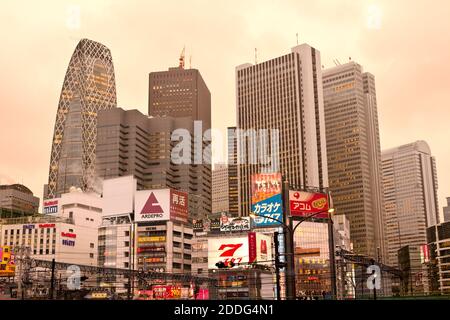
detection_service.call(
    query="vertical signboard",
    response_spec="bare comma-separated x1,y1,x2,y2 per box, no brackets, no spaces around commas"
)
170,189,188,223
251,173,283,227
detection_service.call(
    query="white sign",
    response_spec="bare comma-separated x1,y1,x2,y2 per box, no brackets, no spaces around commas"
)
207,237,249,269
256,233,272,266
135,189,170,222
103,176,136,216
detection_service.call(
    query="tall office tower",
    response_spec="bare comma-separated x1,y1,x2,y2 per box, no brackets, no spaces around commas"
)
96,107,211,218
148,62,211,218
323,61,385,260
443,198,450,222
212,164,229,213
227,127,239,216
236,44,329,216
382,141,440,267
47,39,117,199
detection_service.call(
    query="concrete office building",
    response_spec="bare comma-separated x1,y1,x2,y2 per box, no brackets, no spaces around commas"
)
227,127,239,216
96,108,210,218
236,44,328,216
323,61,385,261
0,184,40,217
148,64,212,218
47,39,117,198
398,245,430,295
443,198,450,222
382,141,440,267
212,164,229,213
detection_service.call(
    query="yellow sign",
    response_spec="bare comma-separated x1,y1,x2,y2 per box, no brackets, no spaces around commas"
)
138,236,166,243
334,82,354,92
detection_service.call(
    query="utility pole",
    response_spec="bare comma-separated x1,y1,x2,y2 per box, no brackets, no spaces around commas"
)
327,199,337,299
282,180,296,300
274,232,282,300
49,258,56,300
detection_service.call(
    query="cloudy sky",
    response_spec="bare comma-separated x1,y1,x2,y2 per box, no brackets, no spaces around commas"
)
1,0,449,213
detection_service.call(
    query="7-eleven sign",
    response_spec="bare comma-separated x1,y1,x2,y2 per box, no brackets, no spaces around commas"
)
135,190,170,222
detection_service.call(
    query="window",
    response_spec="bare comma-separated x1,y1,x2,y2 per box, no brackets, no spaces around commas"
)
124,252,129,258
39,249,43,255
69,212,73,219
89,253,94,258
124,262,129,268
124,241,130,247
90,243,94,248
125,231,130,237
46,249,49,255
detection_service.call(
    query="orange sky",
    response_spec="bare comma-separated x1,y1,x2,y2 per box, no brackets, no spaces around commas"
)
1,0,449,214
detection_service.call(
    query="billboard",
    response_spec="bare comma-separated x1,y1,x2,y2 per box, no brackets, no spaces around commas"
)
169,189,188,223
0,246,15,277
219,214,251,232
251,173,283,227
103,176,136,216
208,236,249,269
248,232,273,266
43,199,59,214
135,189,171,222
289,191,329,218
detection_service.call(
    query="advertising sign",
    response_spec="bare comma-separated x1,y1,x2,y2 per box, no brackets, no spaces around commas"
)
196,288,209,300
219,214,251,232
193,218,221,233
251,173,283,227
43,200,59,214
152,285,181,300
289,191,329,218
135,189,171,222
420,245,430,263
248,232,272,265
208,237,249,269
138,236,166,243
170,190,188,223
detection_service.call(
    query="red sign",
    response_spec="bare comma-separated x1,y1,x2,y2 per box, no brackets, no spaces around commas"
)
170,190,188,223
39,224,55,228
289,191,329,218
43,200,58,206
141,193,164,214
61,232,76,238
248,232,257,263
152,285,181,300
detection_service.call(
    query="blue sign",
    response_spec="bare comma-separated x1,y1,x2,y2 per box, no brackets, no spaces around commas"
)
251,193,283,227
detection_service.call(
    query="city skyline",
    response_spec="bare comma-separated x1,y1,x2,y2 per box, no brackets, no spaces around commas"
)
1,0,449,212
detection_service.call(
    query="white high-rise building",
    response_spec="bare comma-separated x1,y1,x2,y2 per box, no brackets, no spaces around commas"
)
212,164,229,214
381,141,440,267
236,44,328,216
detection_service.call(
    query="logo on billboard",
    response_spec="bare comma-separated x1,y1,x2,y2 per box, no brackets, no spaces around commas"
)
208,237,249,269
170,190,188,223
289,191,329,218
220,213,251,232
43,200,58,214
251,173,283,227
135,190,171,222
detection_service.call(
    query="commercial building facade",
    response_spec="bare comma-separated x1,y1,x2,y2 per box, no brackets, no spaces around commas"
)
47,39,117,198
427,221,450,295
323,62,385,261
443,198,450,222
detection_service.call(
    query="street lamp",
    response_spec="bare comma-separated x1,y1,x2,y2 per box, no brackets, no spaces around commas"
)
250,207,335,300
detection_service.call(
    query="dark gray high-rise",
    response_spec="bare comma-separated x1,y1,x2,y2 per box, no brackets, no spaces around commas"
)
96,107,211,218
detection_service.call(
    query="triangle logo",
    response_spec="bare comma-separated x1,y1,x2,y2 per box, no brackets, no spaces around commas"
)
141,192,164,214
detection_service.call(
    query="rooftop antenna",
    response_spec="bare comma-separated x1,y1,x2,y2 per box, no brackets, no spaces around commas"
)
296,33,298,45
179,46,185,69
254,48,258,64
189,55,192,69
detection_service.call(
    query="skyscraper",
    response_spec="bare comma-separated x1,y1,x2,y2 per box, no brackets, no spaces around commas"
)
236,44,328,216
96,107,211,218
148,63,212,218
212,163,229,213
323,61,385,260
382,141,440,267
47,39,117,199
